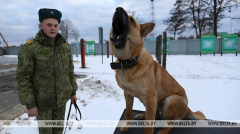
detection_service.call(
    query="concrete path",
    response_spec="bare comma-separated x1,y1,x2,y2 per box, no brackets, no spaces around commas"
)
0,57,27,120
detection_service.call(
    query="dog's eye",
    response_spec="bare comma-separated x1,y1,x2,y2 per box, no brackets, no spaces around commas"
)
130,17,135,25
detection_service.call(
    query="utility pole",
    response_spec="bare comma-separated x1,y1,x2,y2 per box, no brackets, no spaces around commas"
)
148,0,156,39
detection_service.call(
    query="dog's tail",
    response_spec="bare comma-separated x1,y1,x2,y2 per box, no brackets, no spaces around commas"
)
184,107,206,120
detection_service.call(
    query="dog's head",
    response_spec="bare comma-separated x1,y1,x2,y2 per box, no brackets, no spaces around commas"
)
110,7,155,59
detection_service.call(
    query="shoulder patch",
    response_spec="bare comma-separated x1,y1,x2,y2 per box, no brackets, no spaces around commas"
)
26,40,33,45
18,58,23,66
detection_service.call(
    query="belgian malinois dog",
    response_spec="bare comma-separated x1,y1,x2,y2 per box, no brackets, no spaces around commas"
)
110,7,206,134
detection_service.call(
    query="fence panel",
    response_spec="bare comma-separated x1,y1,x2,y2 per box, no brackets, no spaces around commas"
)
3,38,240,55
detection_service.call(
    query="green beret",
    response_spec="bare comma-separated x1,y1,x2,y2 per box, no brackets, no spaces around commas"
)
38,8,62,23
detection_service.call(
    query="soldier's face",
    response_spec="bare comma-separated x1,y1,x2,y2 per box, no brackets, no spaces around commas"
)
40,18,59,38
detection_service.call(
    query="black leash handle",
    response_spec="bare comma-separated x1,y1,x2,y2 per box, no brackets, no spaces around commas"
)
73,100,82,120
63,100,82,134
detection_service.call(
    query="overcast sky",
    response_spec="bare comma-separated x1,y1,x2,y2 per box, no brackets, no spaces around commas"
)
0,0,239,47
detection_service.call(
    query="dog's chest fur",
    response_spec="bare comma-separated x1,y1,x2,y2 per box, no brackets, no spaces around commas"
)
116,73,147,97
114,49,155,102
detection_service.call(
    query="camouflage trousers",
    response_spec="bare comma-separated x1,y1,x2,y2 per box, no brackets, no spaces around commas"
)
37,105,66,134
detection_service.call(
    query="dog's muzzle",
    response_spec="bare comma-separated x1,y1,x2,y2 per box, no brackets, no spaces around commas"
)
110,7,129,49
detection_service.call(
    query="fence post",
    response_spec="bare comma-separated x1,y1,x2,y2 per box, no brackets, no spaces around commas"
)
75,42,78,57
155,36,159,59
159,35,162,64
200,38,201,56
220,37,223,56
156,35,162,64
80,38,86,68
98,27,103,63
107,41,109,58
163,32,167,69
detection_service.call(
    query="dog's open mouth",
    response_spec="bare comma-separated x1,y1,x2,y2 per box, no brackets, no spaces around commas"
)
110,7,129,49
111,17,125,40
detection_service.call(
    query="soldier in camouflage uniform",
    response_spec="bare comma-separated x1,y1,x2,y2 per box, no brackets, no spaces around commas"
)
16,8,78,134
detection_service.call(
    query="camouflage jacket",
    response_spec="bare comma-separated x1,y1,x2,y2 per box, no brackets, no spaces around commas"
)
17,30,78,109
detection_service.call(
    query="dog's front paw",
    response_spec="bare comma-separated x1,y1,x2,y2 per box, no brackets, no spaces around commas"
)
120,122,130,132
134,114,146,120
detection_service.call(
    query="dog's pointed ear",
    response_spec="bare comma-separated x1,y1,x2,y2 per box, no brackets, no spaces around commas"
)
140,23,155,37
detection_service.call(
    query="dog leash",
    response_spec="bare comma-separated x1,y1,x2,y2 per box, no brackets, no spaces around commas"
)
63,100,82,134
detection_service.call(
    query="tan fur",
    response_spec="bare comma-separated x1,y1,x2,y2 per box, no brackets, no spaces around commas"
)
110,15,206,134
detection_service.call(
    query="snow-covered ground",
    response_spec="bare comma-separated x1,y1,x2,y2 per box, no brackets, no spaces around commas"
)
0,54,240,134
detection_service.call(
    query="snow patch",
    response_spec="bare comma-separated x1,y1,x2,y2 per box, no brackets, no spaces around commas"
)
78,76,121,101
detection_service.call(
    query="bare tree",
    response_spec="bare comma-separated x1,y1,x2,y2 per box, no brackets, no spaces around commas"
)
163,0,188,40
72,28,80,43
177,35,187,40
212,0,240,37
231,16,240,26
165,0,239,38
127,10,145,23
184,0,213,38
59,18,75,42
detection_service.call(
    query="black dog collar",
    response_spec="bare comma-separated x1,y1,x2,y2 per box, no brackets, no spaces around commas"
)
110,56,139,69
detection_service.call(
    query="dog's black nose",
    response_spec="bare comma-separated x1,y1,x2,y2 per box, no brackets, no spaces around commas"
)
116,7,124,12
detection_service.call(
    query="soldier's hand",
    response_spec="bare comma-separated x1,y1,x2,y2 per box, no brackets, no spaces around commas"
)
27,107,38,117
71,95,77,104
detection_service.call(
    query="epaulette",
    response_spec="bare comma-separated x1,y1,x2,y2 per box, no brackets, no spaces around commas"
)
66,42,70,45
26,40,33,45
